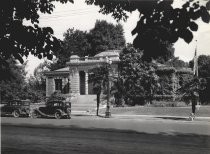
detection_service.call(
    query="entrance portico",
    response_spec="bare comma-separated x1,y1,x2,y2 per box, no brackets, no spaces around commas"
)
45,50,120,97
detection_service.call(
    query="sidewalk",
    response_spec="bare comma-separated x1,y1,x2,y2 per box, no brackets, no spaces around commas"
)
112,114,210,121
71,110,210,122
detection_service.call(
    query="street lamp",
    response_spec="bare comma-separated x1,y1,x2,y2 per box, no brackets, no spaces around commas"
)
105,56,112,118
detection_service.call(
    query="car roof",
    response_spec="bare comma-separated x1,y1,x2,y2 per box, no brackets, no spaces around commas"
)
47,100,64,104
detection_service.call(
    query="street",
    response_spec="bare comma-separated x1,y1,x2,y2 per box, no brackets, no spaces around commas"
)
1,116,210,154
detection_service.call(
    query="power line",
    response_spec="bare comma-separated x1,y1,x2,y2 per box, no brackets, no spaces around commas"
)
50,8,97,14
40,11,97,22
39,8,98,19
40,10,97,19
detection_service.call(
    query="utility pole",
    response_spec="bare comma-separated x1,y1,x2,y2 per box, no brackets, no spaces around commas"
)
105,57,112,118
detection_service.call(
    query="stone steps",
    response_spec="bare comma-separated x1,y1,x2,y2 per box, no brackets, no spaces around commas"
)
71,95,97,111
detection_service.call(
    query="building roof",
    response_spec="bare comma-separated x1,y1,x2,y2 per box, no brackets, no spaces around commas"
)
44,67,69,77
94,50,121,57
54,67,69,72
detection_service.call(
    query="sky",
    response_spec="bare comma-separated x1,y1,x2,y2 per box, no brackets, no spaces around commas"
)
25,0,210,76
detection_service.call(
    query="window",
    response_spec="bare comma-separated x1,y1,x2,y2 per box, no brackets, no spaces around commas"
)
55,79,62,91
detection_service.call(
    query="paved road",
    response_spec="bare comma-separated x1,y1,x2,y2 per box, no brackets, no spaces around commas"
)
1,116,210,154
2,125,210,154
1,116,210,135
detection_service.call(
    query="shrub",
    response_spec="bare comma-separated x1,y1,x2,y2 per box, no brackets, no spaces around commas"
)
47,90,66,102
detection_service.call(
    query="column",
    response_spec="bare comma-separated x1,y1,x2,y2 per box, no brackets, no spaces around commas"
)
85,71,89,95
46,77,49,97
69,67,80,94
62,78,68,94
46,77,55,97
172,72,176,101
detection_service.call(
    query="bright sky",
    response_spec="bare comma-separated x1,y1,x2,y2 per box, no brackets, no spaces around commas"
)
25,0,210,76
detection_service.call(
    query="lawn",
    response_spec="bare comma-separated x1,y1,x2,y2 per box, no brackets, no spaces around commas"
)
99,105,210,117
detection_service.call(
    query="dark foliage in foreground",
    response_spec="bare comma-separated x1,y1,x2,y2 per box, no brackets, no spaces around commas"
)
86,0,210,61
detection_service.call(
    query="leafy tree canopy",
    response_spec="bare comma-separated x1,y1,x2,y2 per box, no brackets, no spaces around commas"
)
51,28,91,70
0,0,73,66
86,0,210,61
165,57,189,68
51,20,126,70
89,20,126,56
0,59,27,101
189,54,210,78
119,45,159,105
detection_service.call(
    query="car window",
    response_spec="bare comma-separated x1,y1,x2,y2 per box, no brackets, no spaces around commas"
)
65,103,70,106
17,102,22,106
53,103,59,106
47,102,53,107
22,101,30,106
53,102,62,107
11,102,17,106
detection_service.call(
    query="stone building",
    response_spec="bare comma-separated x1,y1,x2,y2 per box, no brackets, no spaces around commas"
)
155,65,193,100
44,50,120,97
45,50,193,102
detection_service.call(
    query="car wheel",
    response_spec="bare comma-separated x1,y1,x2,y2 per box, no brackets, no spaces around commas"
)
31,111,38,118
55,111,62,119
13,110,20,118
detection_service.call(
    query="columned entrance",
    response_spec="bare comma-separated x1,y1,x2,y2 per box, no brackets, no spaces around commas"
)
44,51,120,97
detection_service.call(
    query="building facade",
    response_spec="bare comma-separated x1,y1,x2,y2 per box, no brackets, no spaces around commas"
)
45,50,193,101
45,50,120,97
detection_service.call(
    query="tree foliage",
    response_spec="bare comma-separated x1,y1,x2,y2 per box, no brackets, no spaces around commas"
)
189,55,210,104
51,20,126,70
165,57,189,68
119,46,159,105
89,65,109,115
26,61,52,102
189,55,210,78
0,59,27,101
0,0,73,66
51,28,91,70
47,90,66,102
89,20,126,56
86,0,210,61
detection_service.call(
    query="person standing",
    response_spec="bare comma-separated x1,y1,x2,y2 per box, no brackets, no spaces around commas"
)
191,91,199,116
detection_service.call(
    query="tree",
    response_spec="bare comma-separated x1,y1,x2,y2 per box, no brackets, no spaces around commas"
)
165,57,189,68
189,55,210,78
189,55,210,104
26,60,51,102
0,59,28,102
119,46,159,105
89,66,109,116
51,28,91,70
34,60,51,87
0,0,73,66
51,20,126,70
86,0,210,61
89,20,126,56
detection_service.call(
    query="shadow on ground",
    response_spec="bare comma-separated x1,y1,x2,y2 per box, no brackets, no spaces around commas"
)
155,116,189,121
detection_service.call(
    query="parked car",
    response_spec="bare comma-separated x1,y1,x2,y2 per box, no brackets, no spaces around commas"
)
0,99,31,118
31,100,71,119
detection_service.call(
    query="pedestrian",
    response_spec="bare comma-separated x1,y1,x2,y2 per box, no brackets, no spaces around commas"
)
190,91,199,121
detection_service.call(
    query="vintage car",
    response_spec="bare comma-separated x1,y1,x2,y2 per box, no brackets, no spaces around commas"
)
0,99,31,117
31,100,71,119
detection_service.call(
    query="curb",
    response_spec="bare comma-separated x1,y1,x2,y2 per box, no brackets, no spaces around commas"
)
112,114,210,119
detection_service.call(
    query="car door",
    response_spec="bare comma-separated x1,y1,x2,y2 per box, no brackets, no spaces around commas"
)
45,101,55,115
51,102,59,115
7,101,17,114
1,103,10,114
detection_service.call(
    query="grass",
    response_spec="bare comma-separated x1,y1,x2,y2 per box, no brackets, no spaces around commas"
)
99,105,210,117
